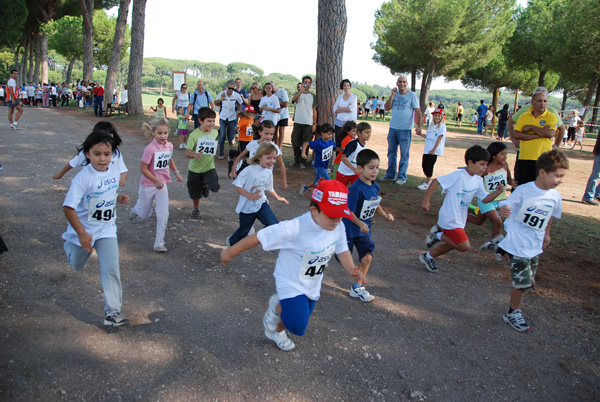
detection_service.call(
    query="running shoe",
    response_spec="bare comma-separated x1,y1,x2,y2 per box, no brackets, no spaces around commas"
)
416,182,429,190
153,245,167,252
425,225,442,248
349,286,375,302
263,294,281,333
419,253,438,273
202,184,209,198
395,179,406,186
264,329,295,351
104,312,130,327
190,208,200,220
503,309,530,332
479,234,504,252
299,184,309,196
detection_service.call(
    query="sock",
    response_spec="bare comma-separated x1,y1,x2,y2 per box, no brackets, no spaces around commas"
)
353,282,362,289
508,308,514,314
426,252,433,260
436,232,443,240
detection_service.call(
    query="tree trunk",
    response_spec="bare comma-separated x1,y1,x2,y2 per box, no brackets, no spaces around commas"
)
513,89,519,114
411,68,417,92
127,0,148,115
19,40,29,84
490,87,499,135
79,0,95,83
591,78,600,126
65,55,79,84
581,72,599,119
561,88,568,112
419,58,437,114
40,34,49,84
538,70,546,87
28,39,34,83
34,35,41,84
104,0,130,107
315,0,347,126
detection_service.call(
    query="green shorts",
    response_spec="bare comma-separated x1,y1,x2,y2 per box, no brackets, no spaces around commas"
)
509,254,539,290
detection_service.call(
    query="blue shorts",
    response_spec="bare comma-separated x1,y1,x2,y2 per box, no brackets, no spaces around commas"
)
477,198,500,214
313,166,330,184
279,295,317,336
348,235,375,261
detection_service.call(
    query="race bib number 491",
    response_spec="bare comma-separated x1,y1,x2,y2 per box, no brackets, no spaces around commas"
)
88,196,117,222
195,139,218,156
299,245,335,280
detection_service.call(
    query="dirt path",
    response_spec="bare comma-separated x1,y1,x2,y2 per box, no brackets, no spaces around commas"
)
0,108,598,401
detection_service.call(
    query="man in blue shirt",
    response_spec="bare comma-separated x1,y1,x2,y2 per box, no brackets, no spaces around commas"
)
476,99,488,134
187,80,214,129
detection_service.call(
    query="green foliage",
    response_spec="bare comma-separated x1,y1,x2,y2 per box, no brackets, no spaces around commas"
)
355,83,378,97
46,16,84,60
92,69,107,83
461,53,539,94
48,71,62,84
0,0,28,48
0,51,14,81
350,88,367,102
92,10,131,67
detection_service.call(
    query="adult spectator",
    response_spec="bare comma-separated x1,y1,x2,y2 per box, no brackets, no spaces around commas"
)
484,107,493,135
365,97,372,118
290,76,318,169
380,75,422,185
50,82,58,108
333,78,357,147
567,110,581,146
271,81,289,148
92,81,104,117
0,84,5,105
437,101,445,109
120,85,128,113
258,82,280,126
172,83,189,117
233,78,248,108
6,69,23,129
26,82,35,107
60,83,70,108
582,133,600,205
246,82,263,121
371,96,378,121
495,104,510,140
188,80,214,129
455,102,464,127
424,101,435,128
476,99,488,134
214,81,243,160
511,87,559,185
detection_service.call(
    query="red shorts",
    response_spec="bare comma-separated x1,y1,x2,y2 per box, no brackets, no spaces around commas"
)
336,172,359,186
442,228,468,244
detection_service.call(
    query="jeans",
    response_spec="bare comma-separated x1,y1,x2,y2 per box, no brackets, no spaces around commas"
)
384,128,412,181
94,95,104,116
583,153,600,201
219,118,237,157
229,202,278,246
63,238,122,314
477,115,485,133
313,166,330,184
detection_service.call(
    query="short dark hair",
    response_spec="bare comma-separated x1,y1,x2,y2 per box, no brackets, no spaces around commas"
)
464,145,489,164
198,107,216,121
486,141,507,164
536,149,569,175
357,122,371,133
339,79,351,90
93,121,121,147
79,130,115,163
356,149,379,167
10,69,17,74
316,123,334,135
302,75,312,83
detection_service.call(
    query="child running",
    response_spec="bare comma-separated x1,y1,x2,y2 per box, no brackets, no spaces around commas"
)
420,145,505,272
229,120,287,190
149,98,167,118
185,107,220,220
221,179,364,351
227,105,256,176
571,121,586,150
53,121,128,187
336,122,371,186
467,142,514,251
331,121,357,178
343,149,394,302
61,130,130,326
226,142,289,247
300,123,336,195
416,108,446,190
129,118,183,252
496,150,568,331
176,107,189,149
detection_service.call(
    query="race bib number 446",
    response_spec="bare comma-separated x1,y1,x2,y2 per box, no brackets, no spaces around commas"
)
88,196,117,222
299,245,335,280
515,200,553,231
196,139,218,155
153,151,171,170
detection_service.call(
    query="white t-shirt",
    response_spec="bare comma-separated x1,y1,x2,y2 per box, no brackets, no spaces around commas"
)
337,139,365,176
257,211,349,300
258,95,280,125
333,93,358,124
62,164,121,246
7,78,16,101
497,181,562,258
216,90,243,121
294,92,317,125
437,169,488,230
27,86,36,97
68,150,128,174
175,91,189,109
425,106,435,121
423,124,446,156
120,89,128,104
232,164,273,214
245,140,282,161
274,88,290,120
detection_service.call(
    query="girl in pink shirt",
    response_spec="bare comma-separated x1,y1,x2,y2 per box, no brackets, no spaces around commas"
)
130,118,183,252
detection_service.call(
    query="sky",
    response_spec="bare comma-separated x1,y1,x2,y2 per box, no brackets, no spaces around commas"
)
117,0,528,91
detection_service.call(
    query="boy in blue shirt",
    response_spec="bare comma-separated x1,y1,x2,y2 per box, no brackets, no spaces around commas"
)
300,123,336,195
343,149,394,302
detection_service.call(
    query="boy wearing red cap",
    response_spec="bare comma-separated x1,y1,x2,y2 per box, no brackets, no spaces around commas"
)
221,180,364,351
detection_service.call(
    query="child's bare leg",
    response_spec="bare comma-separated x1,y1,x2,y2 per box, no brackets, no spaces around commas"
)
510,288,525,310
355,253,373,285
467,212,486,226
486,211,503,237
275,303,285,332
430,235,470,258
192,199,200,209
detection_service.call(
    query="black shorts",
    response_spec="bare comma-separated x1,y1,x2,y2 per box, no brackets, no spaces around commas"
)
422,154,438,178
347,235,375,261
277,118,289,127
187,169,220,199
515,159,537,186
456,114,463,122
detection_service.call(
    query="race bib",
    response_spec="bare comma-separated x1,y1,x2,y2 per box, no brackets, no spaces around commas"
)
153,151,171,170
515,200,553,231
246,126,253,138
321,145,333,162
88,195,117,222
484,170,507,192
359,197,381,220
195,139,218,155
299,245,335,280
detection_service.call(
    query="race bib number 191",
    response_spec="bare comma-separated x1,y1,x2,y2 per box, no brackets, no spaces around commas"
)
299,246,335,280
153,151,171,170
196,139,218,156
515,200,553,231
88,196,117,222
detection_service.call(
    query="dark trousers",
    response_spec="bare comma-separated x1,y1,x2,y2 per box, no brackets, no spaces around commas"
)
291,123,314,164
94,95,104,116
229,203,278,246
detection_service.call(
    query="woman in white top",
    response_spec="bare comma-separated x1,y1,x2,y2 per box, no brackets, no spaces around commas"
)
258,83,280,126
172,83,189,115
333,79,358,148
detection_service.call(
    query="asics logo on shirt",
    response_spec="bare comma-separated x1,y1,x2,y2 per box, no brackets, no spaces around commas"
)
95,199,116,209
96,177,117,189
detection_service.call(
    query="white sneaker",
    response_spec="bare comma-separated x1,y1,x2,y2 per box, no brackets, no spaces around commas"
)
179,143,186,149
153,244,167,252
299,184,308,195
349,285,375,302
417,182,429,190
264,329,295,351
395,179,406,186
425,225,442,248
479,234,504,252
263,294,280,333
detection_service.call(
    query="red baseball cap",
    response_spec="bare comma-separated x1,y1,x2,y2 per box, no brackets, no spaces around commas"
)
311,180,351,218
433,108,444,115
245,105,256,113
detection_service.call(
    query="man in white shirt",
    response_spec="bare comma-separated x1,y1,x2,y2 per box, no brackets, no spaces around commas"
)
291,76,318,169
271,82,289,149
6,70,23,129
215,81,243,159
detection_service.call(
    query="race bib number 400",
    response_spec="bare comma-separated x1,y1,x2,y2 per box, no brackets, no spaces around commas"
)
299,245,335,280
153,151,171,170
515,200,553,231
359,197,381,220
88,196,117,222
195,139,218,155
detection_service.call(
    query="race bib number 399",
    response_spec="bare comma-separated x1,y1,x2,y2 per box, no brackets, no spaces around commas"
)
88,196,117,222
196,139,218,156
153,151,171,170
299,245,335,280
515,200,553,231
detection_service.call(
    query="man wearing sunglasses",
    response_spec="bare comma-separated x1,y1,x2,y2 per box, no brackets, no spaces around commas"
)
215,81,244,159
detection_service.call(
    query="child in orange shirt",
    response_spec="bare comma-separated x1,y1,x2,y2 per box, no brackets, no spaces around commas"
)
331,121,357,179
229,105,256,176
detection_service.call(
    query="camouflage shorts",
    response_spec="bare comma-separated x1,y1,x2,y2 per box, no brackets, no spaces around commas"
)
509,255,539,290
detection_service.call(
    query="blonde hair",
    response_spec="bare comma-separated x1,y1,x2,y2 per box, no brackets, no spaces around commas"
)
249,142,277,165
142,117,170,140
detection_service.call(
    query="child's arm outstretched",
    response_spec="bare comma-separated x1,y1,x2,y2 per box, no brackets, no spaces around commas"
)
221,234,260,264
340,154,359,175
481,184,505,203
376,205,394,222
276,154,287,191
336,250,365,284
169,158,183,182
301,142,311,160
53,163,73,179
230,148,249,178
63,207,93,252
119,172,127,187
350,212,369,234
421,179,439,211
267,190,289,205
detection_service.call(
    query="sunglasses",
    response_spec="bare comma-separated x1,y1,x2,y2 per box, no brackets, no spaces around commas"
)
228,87,234,90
